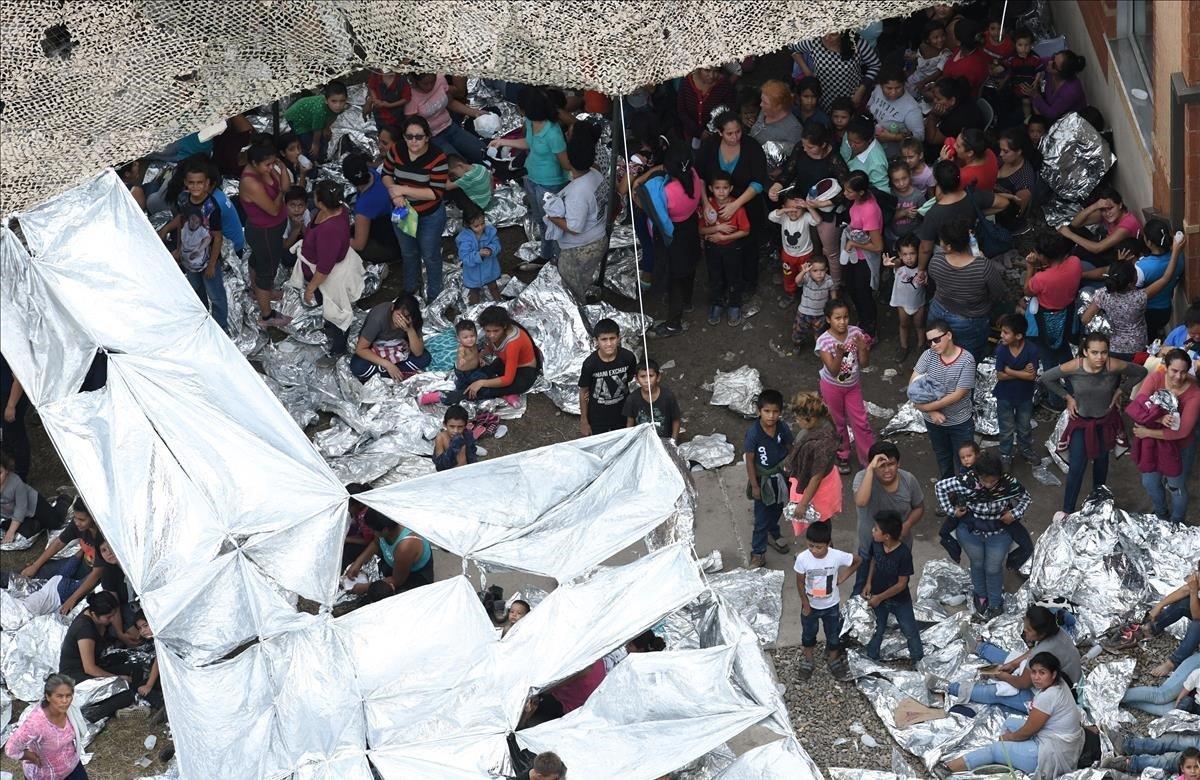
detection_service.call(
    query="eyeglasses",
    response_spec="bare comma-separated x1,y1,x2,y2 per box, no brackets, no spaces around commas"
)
927,333,949,345
404,133,427,141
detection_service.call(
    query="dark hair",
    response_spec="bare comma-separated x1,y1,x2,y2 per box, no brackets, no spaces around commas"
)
477,305,512,330
247,141,277,166
1078,106,1106,136
829,96,855,116
888,160,911,180
567,121,597,171
592,318,620,338
346,482,369,511
923,19,947,41
628,629,665,652
637,358,661,375
72,497,92,518
873,510,903,541
313,180,343,211
276,131,301,153
1185,303,1200,328
391,292,424,333
1014,27,1035,43
801,121,832,148
1027,114,1051,130
1164,348,1192,370
900,136,924,156
757,389,784,409
974,449,1003,478
446,153,467,168
708,170,734,186
958,128,989,158
379,124,400,141
516,87,555,122
878,66,907,86
1028,650,1072,689
1035,232,1073,261
937,218,973,252
532,753,567,776
998,313,1027,336
1025,605,1063,639
455,318,476,334
1091,185,1125,208
664,141,696,198
1081,331,1110,351
41,674,75,706
867,440,901,463
824,298,851,318
285,186,307,204
711,110,741,134
86,591,119,616
927,318,953,336
1056,49,1087,79
323,80,348,99
958,440,980,454
1180,748,1200,771
183,158,213,181
846,117,876,144
343,152,373,186
443,404,469,424
806,520,832,544
402,115,433,140
1104,261,1137,293
933,159,962,193
843,170,873,200
795,76,822,99
999,125,1040,167
955,18,982,52
896,233,921,253
362,508,399,534
933,76,969,106
461,202,486,226
364,580,394,604
0,451,14,471
806,255,829,269
1143,217,1172,252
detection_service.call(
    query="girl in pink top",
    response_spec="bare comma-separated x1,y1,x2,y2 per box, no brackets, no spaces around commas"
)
841,171,884,336
5,674,84,780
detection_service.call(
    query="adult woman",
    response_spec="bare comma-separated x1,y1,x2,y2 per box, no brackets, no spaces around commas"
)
638,142,704,338
1129,349,1199,524
351,293,430,382
696,113,767,294
785,390,843,536
382,116,449,301
4,674,87,779
926,219,1007,360
750,80,803,149
1039,333,1149,513
1022,49,1088,122
996,126,1040,224
939,18,990,97
1024,233,1083,373
790,32,881,111
940,606,1082,713
445,306,541,404
294,180,360,356
406,73,486,164
1083,237,1182,359
489,88,571,264
840,171,883,337
924,77,985,154
771,123,850,284
946,128,997,191
240,141,294,329
344,152,400,265
1122,634,1200,715
939,652,1085,778
1117,567,1200,683
60,592,160,721
866,67,924,159
345,508,433,597
676,66,736,149
548,122,606,303
1060,187,1143,264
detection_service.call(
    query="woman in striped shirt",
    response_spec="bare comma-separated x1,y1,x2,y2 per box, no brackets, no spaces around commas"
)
383,116,450,301
791,32,881,112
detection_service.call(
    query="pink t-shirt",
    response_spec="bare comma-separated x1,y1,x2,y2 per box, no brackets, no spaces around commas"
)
408,76,452,135
664,169,704,223
1103,211,1142,241
551,659,607,713
1028,256,1083,311
849,198,883,260
4,705,80,780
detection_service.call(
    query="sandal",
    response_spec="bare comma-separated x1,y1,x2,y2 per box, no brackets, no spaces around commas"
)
768,537,790,554
828,655,850,680
1102,622,1144,651
797,658,814,680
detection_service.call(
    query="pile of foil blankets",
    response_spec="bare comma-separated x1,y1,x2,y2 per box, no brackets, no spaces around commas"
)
1038,112,1115,228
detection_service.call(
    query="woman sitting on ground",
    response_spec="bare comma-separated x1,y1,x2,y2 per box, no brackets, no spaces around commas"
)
1059,186,1143,266
1,451,62,544
440,306,541,406
344,508,433,599
351,293,430,382
1112,564,1200,684
938,652,1085,778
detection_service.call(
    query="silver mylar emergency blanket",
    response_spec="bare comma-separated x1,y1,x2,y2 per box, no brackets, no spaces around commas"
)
1038,112,1114,227
0,170,820,779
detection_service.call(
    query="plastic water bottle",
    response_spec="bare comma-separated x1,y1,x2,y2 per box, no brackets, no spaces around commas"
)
390,205,408,225
969,231,982,257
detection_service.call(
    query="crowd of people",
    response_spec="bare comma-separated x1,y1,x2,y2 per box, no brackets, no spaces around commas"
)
2,1,1199,778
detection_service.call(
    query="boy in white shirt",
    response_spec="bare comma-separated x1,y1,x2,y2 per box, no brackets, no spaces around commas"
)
768,195,821,301
794,519,860,680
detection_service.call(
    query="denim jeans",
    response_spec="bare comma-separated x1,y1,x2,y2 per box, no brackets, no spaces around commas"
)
961,715,1040,773
395,203,448,301
186,267,230,333
927,417,976,479
996,397,1034,460
1122,653,1200,715
522,177,566,261
1152,599,1200,666
949,642,1036,713
866,598,923,661
957,524,1010,610
431,121,486,164
1128,734,1200,772
1142,470,1190,524
1064,426,1109,513
801,604,844,649
929,299,990,362
751,499,784,556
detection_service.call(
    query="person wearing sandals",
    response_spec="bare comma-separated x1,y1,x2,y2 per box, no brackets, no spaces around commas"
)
793,519,860,681
744,389,794,568
1109,564,1200,681
784,390,843,535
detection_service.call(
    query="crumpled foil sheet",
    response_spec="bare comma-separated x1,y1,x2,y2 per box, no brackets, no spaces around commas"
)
760,140,792,172
467,78,525,138
677,433,736,470
712,737,824,779
913,560,971,623
1076,287,1112,337
706,366,763,418
1148,388,1180,419
1080,658,1136,729
707,568,785,646
581,301,651,354
2,614,69,701
328,83,379,164
443,179,529,238
1039,111,1114,227
973,359,999,437
1045,409,1071,472
1149,709,1200,738
881,401,928,436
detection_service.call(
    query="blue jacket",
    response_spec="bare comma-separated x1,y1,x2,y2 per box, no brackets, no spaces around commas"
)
455,224,502,289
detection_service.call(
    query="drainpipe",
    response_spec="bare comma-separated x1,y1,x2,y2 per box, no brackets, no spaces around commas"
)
1170,72,1200,230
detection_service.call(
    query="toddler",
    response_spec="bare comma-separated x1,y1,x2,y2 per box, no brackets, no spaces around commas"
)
936,444,1035,578
900,138,935,195
906,20,950,99
886,162,922,241
447,154,495,211
1026,114,1050,147
454,204,502,304
792,257,835,345
767,195,820,300
700,171,751,325
882,234,926,362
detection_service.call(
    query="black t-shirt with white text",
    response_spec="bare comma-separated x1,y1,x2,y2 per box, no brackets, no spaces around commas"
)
578,348,638,433
622,386,682,439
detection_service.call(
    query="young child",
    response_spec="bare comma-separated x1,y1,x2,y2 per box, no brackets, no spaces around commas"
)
883,235,926,362
792,257,836,346
900,137,935,195
276,132,313,190
828,96,855,148
996,28,1043,94
432,405,478,471
815,299,875,475
623,359,682,440
886,162,923,241
421,321,504,440
282,186,311,251
793,76,830,128
283,81,350,162
454,204,502,304
906,20,950,99
1179,749,1200,780
993,313,1039,468
793,519,860,680
767,194,820,301
501,599,530,637
744,389,794,569
863,510,923,662
700,171,751,325
446,154,495,211
1026,114,1051,147
578,318,638,436
982,16,1015,61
